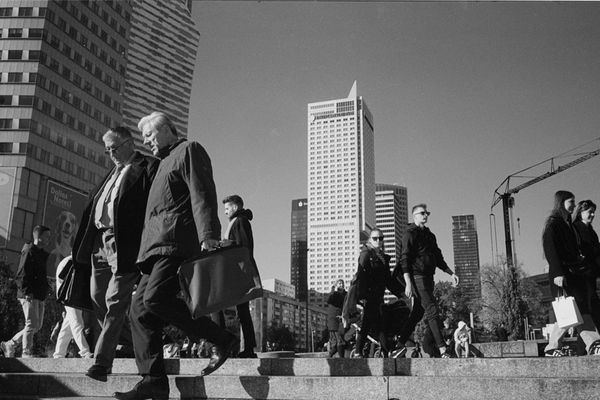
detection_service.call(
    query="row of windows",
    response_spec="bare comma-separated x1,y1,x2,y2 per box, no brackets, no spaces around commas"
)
0,7,41,17
0,28,45,38
54,0,129,44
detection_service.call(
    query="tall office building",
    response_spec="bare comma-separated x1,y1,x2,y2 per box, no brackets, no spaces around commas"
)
375,183,408,302
307,82,376,307
121,0,199,140
290,198,308,301
452,214,481,300
0,0,199,274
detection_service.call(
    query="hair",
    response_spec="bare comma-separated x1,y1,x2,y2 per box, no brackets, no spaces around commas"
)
222,194,244,208
138,111,178,137
103,126,132,141
552,190,575,215
336,279,344,285
370,227,383,237
412,203,427,214
573,199,597,222
32,225,50,237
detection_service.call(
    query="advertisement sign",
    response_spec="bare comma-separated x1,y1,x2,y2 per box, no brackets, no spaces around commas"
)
43,181,88,278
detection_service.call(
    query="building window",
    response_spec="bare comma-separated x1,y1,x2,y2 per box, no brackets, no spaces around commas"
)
12,208,35,240
18,7,33,17
7,50,23,60
18,119,31,130
0,96,12,106
8,28,23,38
18,96,34,106
0,143,12,153
0,119,13,129
29,28,44,38
28,50,41,61
0,8,12,17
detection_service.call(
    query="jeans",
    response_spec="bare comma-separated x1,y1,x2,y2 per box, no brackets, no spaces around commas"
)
12,298,45,355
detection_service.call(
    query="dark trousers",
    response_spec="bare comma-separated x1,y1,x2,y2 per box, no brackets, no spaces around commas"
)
402,275,445,349
356,294,386,356
130,255,231,375
211,302,256,352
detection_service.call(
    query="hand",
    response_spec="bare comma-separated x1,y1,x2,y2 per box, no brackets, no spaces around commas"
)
342,316,348,328
25,295,32,301
201,239,220,251
405,281,413,299
553,276,565,288
451,274,459,287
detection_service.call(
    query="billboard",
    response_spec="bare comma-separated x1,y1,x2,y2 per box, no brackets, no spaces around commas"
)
43,181,88,278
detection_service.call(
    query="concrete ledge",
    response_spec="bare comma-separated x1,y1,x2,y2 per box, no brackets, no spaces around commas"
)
468,340,539,358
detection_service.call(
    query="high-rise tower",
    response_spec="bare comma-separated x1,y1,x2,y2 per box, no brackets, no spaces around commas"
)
307,82,375,307
290,198,308,301
452,214,481,300
375,183,408,302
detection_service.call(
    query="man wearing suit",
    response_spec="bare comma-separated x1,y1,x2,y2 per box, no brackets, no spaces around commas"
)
72,126,158,381
114,112,236,400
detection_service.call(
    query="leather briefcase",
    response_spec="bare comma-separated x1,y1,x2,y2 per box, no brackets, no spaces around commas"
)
178,244,263,319
57,259,94,312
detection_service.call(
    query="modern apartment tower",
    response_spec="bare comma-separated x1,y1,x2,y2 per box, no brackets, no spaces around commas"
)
121,0,199,141
0,0,199,273
375,183,408,301
290,198,308,301
452,214,481,300
307,81,376,307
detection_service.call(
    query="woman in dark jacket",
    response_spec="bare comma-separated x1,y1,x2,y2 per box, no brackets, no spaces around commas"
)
572,200,600,331
326,279,347,357
542,191,600,356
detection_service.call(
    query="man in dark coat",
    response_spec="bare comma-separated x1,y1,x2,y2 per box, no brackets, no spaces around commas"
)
222,194,258,358
326,279,347,357
1,225,51,358
72,126,158,382
114,112,236,400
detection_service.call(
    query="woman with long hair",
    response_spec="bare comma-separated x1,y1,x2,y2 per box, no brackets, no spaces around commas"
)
542,191,600,356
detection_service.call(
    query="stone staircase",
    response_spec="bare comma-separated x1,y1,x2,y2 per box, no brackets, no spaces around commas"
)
1,356,600,400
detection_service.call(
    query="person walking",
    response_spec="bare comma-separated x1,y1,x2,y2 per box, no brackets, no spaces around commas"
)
114,112,236,400
394,204,459,358
72,126,158,381
1,225,51,358
52,255,93,359
543,191,600,357
221,194,258,358
326,279,347,358
453,321,471,358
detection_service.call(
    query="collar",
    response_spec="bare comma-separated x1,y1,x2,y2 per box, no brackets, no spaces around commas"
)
157,138,186,159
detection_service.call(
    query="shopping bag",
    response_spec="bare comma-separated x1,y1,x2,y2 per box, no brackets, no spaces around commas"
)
552,294,583,329
178,244,262,319
56,260,93,312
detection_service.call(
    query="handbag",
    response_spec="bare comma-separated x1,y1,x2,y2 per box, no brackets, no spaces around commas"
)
551,289,583,329
178,244,262,319
56,260,93,312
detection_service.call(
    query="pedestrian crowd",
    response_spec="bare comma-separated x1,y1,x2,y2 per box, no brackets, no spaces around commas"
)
1,111,600,400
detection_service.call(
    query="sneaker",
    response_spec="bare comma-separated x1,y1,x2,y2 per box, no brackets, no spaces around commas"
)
588,341,600,356
440,352,452,358
0,341,15,358
391,345,407,359
545,348,566,357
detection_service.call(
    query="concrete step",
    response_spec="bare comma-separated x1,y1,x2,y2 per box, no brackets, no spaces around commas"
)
1,372,600,400
2,356,600,378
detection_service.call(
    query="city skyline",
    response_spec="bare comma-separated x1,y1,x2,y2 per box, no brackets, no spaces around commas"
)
190,2,600,285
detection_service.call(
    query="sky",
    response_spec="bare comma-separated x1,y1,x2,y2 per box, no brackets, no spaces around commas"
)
187,2,600,285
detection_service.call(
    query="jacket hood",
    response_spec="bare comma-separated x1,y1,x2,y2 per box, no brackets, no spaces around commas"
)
232,208,253,221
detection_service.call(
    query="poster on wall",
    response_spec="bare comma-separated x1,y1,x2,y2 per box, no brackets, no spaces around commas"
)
43,181,88,278
0,167,16,248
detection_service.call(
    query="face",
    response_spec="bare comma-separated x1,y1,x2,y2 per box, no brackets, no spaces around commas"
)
564,198,576,213
223,202,238,218
142,123,174,156
369,230,384,249
36,230,51,248
335,280,345,291
581,208,595,225
413,206,430,226
103,134,133,167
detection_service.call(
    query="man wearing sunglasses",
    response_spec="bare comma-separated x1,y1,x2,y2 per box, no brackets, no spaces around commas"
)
394,203,459,358
73,126,158,381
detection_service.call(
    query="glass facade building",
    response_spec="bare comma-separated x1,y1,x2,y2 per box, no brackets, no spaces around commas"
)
290,198,308,301
452,214,481,300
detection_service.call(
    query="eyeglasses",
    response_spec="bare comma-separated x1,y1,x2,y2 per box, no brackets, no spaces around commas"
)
370,236,384,241
104,139,131,154
413,211,431,216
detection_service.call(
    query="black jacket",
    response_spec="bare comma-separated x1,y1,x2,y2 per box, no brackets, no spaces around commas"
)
326,289,347,331
73,151,158,274
15,243,50,300
543,212,581,281
398,223,451,277
356,245,392,299
227,208,254,256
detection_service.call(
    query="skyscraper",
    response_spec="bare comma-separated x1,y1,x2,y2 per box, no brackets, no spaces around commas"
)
375,183,408,302
121,0,199,140
307,82,376,307
452,214,481,300
290,198,308,301
0,0,199,273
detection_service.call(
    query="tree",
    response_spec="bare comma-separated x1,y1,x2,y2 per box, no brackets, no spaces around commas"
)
0,261,23,343
266,323,295,351
480,258,544,340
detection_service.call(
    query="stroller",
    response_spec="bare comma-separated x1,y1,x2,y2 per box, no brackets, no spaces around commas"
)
349,298,412,358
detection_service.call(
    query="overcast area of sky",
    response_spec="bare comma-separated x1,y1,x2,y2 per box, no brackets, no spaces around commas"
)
187,2,600,285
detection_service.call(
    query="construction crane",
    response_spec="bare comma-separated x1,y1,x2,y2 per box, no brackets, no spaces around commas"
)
491,137,600,270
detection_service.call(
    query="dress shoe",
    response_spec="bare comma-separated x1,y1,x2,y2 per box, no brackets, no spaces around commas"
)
201,334,237,376
86,364,112,382
113,375,169,400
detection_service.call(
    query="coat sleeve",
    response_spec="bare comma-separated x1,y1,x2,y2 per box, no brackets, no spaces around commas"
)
184,142,221,244
231,217,254,254
543,221,566,281
15,247,34,296
399,231,413,275
432,233,452,274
